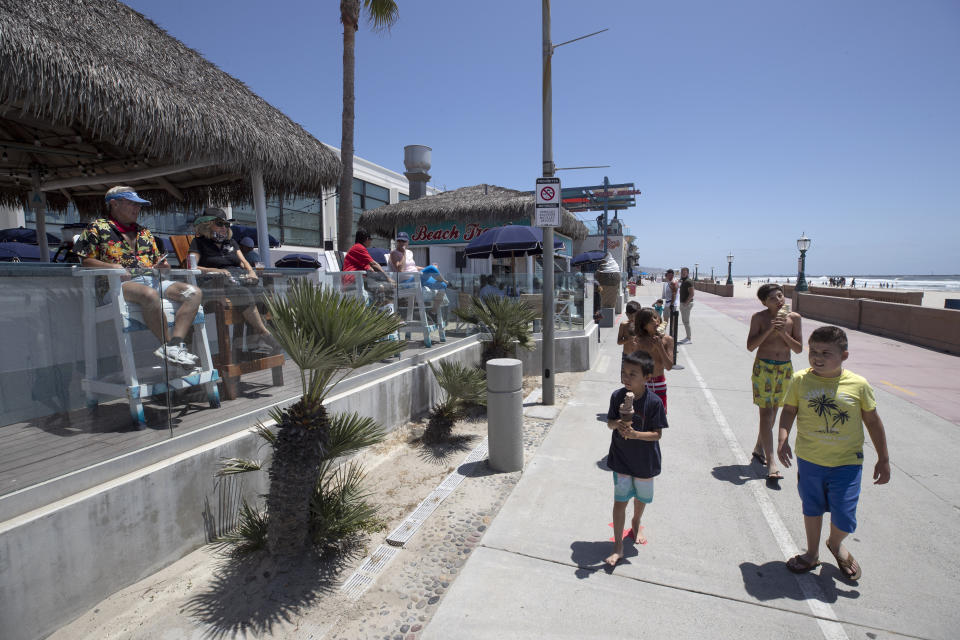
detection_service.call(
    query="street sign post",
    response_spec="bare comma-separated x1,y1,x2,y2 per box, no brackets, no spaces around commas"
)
535,177,561,227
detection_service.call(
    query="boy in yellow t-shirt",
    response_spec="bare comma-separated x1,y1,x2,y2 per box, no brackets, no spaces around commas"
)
777,326,890,581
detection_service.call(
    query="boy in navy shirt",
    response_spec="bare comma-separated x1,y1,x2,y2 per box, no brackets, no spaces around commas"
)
605,350,669,566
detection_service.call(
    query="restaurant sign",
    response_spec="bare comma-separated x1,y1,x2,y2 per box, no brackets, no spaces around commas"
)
398,218,530,246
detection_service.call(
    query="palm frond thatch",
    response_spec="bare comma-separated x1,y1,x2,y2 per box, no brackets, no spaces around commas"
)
0,0,340,213
358,184,588,241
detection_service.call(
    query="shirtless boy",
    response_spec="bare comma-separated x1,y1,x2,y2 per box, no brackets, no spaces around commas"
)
747,283,802,482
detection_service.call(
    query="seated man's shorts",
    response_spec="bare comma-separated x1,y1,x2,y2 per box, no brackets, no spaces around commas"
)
613,472,654,504
797,458,862,533
129,274,179,297
752,358,794,408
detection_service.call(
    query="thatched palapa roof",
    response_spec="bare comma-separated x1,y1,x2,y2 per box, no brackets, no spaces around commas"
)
358,184,588,241
0,0,340,214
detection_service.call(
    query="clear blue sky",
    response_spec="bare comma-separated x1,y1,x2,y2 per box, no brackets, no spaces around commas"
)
126,0,959,276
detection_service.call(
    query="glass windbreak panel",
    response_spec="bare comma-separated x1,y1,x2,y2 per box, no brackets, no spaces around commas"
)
0,265,177,498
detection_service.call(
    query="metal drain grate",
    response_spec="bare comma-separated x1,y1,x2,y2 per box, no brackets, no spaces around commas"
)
340,544,401,599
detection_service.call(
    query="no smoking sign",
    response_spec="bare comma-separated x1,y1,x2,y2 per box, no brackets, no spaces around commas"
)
535,177,561,227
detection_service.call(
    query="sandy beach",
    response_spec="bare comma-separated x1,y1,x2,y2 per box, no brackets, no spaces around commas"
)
722,278,957,309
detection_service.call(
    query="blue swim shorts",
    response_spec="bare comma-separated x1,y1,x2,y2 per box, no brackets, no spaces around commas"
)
797,458,862,533
613,472,654,504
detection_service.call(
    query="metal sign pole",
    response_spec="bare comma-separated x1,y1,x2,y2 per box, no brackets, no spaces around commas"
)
541,0,555,405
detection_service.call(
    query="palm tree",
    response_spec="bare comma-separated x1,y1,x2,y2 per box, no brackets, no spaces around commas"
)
453,295,539,360
423,360,486,444
338,0,399,251
258,279,403,556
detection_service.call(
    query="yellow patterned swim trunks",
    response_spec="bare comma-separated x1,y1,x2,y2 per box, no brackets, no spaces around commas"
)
752,358,794,408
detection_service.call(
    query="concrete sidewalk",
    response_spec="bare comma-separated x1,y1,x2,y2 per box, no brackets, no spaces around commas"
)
423,290,960,640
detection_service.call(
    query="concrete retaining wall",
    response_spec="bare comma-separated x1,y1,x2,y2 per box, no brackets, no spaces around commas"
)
694,281,733,297
784,283,923,305
793,294,960,355
516,323,600,375
0,340,484,640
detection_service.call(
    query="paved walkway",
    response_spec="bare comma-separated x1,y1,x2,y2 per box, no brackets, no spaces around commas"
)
423,288,960,640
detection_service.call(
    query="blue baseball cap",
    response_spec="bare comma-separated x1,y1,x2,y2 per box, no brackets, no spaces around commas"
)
104,190,151,205
396,231,410,242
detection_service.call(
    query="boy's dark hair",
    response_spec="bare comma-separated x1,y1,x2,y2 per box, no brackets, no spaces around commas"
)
809,325,848,351
625,301,641,316
635,308,658,334
757,282,783,301
354,228,371,244
623,349,655,376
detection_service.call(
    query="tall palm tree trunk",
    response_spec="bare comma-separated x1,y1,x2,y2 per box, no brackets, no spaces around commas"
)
338,0,360,252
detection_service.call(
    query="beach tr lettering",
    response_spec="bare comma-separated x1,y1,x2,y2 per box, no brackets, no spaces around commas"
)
402,219,529,245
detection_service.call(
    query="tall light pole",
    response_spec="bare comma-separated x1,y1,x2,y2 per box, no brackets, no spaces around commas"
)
726,252,734,286
796,232,811,292
694,263,699,281
541,1,606,405
542,0,555,405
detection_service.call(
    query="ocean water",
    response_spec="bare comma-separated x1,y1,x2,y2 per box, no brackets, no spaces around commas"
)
744,275,960,292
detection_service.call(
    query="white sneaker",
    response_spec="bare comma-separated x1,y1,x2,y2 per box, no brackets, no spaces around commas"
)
679,337,692,344
154,343,200,367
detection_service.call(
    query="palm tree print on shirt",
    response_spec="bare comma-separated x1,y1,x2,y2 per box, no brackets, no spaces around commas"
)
806,392,849,434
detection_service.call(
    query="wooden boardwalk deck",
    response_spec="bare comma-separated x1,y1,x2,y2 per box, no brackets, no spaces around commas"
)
0,335,463,499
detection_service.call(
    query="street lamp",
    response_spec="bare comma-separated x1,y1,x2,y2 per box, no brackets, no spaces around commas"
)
796,232,811,292
726,252,734,286
694,263,699,281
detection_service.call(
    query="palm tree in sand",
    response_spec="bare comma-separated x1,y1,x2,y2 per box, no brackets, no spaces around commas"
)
338,0,399,251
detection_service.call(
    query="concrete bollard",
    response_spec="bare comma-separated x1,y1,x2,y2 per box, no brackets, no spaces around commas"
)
486,358,524,472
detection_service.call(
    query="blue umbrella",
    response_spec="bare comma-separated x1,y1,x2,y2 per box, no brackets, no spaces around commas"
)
274,253,321,268
0,242,56,261
230,225,281,248
0,227,61,245
464,225,563,259
570,250,606,266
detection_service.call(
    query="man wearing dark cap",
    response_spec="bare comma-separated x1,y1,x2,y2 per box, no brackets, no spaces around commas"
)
74,185,203,368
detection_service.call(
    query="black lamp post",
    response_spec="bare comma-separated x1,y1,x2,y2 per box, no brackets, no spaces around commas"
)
726,252,734,286
796,232,811,292
694,263,699,281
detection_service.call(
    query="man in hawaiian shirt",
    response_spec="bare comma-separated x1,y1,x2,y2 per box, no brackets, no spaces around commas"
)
74,186,203,368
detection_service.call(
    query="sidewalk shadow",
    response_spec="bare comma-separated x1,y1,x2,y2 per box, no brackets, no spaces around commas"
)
740,561,860,603
185,547,360,639
595,412,609,423
711,463,767,486
417,434,477,465
570,540,639,579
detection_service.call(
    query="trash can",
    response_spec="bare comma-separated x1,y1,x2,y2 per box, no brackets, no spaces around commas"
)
945,299,960,310
628,282,637,296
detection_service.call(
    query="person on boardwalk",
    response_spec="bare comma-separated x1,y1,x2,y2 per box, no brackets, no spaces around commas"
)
661,269,679,334
778,326,891,580
747,283,802,482
617,301,642,359
632,307,674,412
678,266,695,344
604,350,668,566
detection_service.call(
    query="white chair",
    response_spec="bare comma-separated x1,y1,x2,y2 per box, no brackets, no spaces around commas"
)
76,268,220,428
384,273,436,348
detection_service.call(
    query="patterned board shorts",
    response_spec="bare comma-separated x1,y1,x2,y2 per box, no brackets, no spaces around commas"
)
613,472,654,503
752,358,793,408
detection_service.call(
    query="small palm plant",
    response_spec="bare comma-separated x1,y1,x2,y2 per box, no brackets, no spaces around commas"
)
217,279,404,557
423,361,487,444
453,295,538,360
